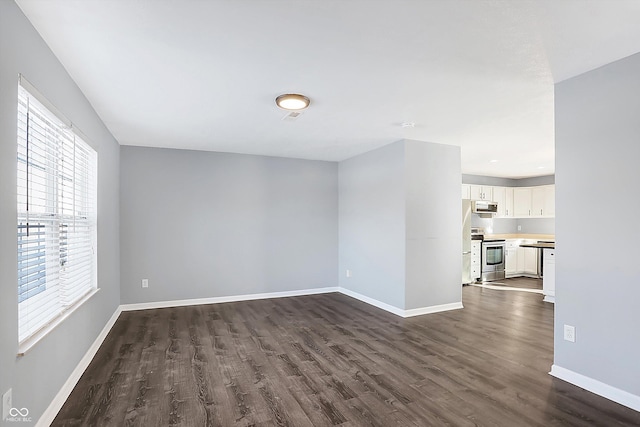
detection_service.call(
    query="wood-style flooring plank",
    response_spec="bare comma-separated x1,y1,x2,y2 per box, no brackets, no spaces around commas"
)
52,286,640,426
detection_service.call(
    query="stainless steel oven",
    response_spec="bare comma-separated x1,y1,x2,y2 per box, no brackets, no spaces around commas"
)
481,239,505,281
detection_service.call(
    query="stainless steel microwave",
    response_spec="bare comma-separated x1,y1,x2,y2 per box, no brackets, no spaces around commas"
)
472,200,498,214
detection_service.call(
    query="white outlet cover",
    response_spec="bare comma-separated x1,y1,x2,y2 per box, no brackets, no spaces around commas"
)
564,325,576,342
2,388,12,421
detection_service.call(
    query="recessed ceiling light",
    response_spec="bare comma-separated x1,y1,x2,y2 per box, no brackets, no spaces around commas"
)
537,166,546,169
401,122,415,128
276,94,310,111
490,159,498,163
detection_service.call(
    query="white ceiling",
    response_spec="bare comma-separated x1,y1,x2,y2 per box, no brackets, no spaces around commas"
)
15,0,640,178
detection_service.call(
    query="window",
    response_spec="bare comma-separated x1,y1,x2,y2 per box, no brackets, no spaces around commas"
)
16,78,98,345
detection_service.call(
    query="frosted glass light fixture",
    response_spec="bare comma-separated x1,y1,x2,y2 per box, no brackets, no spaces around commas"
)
276,94,310,110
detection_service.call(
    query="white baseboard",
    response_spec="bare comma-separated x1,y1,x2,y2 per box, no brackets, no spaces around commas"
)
338,288,406,316
120,286,340,311
338,287,463,318
36,306,123,427
550,364,640,412
404,301,464,317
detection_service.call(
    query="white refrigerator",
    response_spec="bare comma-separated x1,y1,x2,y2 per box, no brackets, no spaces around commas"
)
462,199,472,285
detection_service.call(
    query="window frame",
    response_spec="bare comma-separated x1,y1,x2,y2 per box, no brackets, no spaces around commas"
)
16,76,99,354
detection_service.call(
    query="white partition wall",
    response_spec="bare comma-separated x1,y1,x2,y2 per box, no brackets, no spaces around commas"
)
339,139,463,315
553,52,640,410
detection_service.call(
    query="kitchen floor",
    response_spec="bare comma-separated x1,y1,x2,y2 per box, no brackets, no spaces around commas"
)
471,277,543,293
489,277,542,290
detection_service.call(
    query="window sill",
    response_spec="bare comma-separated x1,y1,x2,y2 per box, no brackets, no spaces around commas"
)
17,288,101,356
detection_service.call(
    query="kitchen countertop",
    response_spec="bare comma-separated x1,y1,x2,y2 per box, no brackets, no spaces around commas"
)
520,242,555,249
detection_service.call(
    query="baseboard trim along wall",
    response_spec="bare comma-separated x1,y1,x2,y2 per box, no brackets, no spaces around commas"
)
404,302,464,317
550,364,640,412
36,285,463,425
338,287,464,318
119,287,341,312
36,307,123,427
338,288,406,317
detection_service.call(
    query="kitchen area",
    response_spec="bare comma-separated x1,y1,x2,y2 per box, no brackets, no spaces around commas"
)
461,177,556,303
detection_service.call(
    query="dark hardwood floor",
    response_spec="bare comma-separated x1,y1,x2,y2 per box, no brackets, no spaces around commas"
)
53,287,640,426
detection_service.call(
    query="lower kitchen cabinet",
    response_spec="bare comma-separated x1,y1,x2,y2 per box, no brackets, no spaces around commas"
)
517,248,538,277
543,248,556,303
505,240,519,277
471,240,481,281
523,247,537,275
514,241,539,277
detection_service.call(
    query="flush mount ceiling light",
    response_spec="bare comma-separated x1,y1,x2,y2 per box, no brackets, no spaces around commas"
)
276,94,310,111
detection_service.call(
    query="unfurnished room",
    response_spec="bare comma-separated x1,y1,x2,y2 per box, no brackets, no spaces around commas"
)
1,1,640,425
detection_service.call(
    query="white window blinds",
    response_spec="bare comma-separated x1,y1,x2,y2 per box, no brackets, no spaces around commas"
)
17,80,98,344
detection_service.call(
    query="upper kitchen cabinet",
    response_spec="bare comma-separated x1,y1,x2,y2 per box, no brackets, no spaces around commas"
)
514,185,555,218
461,184,471,199
513,188,533,217
493,186,514,218
469,185,493,201
531,185,555,217
461,183,554,218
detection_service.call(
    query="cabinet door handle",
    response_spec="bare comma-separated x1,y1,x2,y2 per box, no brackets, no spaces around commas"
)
541,209,543,215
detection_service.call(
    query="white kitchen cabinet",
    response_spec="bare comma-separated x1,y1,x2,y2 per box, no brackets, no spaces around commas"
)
524,247,538,275
516,242,538,277
513,187,532,217
531,187,544,217
494,186,514,218
470,185,493,201
461,184,471,199
462,183,554,218
471,240,481,281
504,187,514,218
505,239,519,277
544,186,555,217
543,248,555,303
531,185,555,217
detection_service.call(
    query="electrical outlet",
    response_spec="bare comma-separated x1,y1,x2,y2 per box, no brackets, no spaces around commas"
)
564,324,576,342
141,279,149,288
517,225,522,231
3,388,12,421
346,269,352,278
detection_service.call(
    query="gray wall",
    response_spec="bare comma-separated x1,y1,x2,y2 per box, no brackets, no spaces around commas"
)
471,217,555,235
338,141,406,308
517,218,555,235
404,140,462,309
338,139,462,311
463,174,554,186
0,1,120,423
120,147,338,304
555,52,640,398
